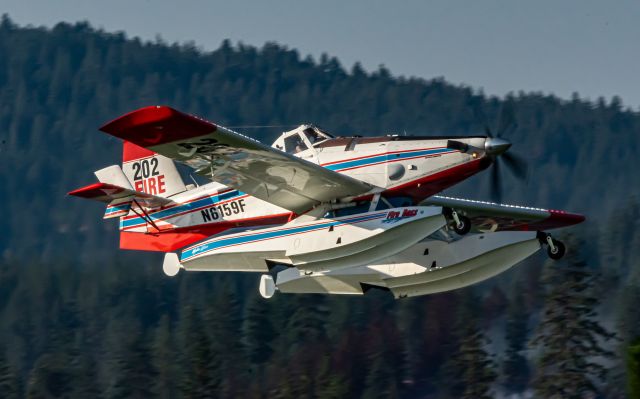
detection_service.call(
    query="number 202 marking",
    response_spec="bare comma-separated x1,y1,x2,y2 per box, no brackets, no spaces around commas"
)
132,158,159,180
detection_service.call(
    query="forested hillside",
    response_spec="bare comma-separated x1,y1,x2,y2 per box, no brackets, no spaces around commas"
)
0,16,639,398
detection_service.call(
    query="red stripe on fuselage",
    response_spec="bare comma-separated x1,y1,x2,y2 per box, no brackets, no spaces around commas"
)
333,151,457,172
120,193,251,230
120,212,292,252
320,146,450,167
378,158,489,202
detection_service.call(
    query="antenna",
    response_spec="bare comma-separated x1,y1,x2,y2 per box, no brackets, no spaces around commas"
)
225,124,298,129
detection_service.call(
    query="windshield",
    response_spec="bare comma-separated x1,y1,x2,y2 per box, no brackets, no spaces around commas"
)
283,134,308,154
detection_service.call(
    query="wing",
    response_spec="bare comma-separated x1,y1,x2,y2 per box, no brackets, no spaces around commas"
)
423,195,585,231
100,106,372,214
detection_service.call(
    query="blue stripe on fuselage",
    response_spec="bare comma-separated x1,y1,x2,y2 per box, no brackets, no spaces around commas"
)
180,212,386,261
120,190,243,228
120,148,452,228
325,148,451,171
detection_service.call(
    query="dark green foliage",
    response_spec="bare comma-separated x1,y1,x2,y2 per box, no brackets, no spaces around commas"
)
627,339,640,398
151,315,178,399
502,283,530,393
0,350,20,398
243,295,276,365
362,316,403,399
205,288,246,398
105,319,156,399
178,305,220,397
0,15,638,398
26,354,72,398
286,295,329,345
441,291,497,399
530,236,616,398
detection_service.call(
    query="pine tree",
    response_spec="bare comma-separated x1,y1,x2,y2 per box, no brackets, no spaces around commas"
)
244,295,276,365
618,284,640,349
68,335,101,399
442,290,496,399
627,339,640,398
502,282,530,393
530,235,616,398
361,317,403,399
107,322,156,399
178,305,220,398
0,349,20,399
459,328,497,399
26,353,74,398
285,295,329,346
315,354,349,399
362,354,399,399
151,315,178,399
205,287,245,398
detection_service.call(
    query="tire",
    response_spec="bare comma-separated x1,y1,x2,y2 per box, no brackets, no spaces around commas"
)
453,216,471,235
547,240,566,260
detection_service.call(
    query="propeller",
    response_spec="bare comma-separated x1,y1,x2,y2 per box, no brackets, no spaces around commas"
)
474,101,529,203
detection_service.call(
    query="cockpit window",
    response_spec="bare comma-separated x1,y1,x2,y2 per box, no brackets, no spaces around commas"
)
303,128,322,145
284,134,308,154
316,127,334,138
303,127,332,146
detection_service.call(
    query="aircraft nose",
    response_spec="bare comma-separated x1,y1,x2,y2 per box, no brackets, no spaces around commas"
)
484,137,512,156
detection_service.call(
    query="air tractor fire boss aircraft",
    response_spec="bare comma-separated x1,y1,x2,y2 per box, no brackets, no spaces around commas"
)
69,106,584,299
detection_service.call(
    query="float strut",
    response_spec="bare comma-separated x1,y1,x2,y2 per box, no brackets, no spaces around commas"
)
451,210,463,229
545,234,556,252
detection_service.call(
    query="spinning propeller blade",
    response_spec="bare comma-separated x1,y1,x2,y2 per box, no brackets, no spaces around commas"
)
501,152,528,180
490,159,502,204
471,100,529,202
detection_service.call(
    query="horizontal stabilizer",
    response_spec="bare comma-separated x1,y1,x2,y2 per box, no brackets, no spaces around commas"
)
68,182,174,209
94,165,133,189
104,198,132,219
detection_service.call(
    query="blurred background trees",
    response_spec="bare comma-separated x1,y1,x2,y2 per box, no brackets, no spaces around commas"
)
0,16,639,397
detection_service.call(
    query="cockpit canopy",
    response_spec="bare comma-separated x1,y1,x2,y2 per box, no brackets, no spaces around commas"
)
272,125,333,154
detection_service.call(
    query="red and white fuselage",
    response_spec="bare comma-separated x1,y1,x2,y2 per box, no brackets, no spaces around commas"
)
69,106,584,298
115,126,490,251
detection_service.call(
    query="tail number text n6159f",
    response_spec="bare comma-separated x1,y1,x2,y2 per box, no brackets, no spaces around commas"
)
201,199,247,222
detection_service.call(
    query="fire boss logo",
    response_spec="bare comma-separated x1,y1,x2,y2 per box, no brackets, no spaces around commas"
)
132,158,166,195
383,208,418,223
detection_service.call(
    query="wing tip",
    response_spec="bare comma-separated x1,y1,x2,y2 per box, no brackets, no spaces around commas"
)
100,105,169,133
545,209,586,228
68,182,111,198
100,106,216,147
